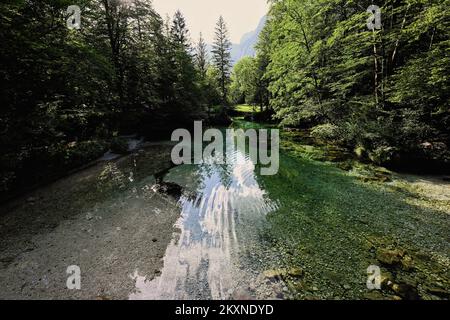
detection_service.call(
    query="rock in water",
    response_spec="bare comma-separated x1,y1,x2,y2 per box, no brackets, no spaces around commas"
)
287,267,304,278
391,283,420,300
427,287,450,299
152,182,182,199
263,267,304,281
263,269,285,281
376,248,415,272
376,248,404,266
364,291,386,300
401,255,415,271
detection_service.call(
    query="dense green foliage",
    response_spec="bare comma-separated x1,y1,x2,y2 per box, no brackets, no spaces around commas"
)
0,0,230,195
249,0,449,168
1,0,448,196
230,57,259,105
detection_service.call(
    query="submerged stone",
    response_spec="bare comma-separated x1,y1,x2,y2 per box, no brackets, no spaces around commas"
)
263,269,284,280
288,267,304,278
427,287,450,299
380,272,394,289
364,291,387,300
376,248,405,266
263,267,304,281
152,182,183,199
401,255,415,271
391,283,419,300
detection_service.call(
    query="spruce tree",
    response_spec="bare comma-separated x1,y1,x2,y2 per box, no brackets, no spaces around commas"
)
170,10,200,116
171,10,190,50
212,16,232,106
195,32,208,79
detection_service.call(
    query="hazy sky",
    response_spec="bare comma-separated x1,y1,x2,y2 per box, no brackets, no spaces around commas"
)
151,0,269,44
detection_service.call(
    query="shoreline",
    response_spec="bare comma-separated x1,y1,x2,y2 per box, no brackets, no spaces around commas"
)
0,144,181,299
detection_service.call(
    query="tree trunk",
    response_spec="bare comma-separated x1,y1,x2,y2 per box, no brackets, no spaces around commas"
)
373,29,379,107
391,4,410,65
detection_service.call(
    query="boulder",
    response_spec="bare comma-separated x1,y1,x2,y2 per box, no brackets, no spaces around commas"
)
427,287,450,299
380,272,394,290
401,255,415,271
152,182,182,199
364,291,386,300
287,267,304,278
391,283,419,300
376,248,405,266
263,269,285,281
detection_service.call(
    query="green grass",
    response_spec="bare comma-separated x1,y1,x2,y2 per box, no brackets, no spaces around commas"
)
234,104,259,114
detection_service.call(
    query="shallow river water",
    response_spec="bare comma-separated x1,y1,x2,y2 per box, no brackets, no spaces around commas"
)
0,126,448,300
131,131,280,299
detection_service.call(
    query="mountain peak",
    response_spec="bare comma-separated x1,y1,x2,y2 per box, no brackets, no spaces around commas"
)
231,15,267,65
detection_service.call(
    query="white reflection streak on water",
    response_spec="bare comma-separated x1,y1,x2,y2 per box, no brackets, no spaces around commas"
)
130,134,278,300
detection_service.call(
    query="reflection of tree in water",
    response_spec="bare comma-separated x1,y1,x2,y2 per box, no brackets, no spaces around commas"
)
130,136,279,299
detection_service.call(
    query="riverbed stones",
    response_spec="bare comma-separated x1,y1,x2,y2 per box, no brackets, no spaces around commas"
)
263,267,304,281
364,291,385,300
426,287,450,299
336,161,353,171
27,197,37,203
232,288,254,300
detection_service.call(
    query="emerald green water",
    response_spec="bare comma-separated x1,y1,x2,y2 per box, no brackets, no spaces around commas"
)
1,122,447,300
131,123,449,300
259,152,449,299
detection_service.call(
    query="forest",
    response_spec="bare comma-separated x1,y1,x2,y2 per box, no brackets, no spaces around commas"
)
1,0,448,200
0,0,231,198
231,0,449,171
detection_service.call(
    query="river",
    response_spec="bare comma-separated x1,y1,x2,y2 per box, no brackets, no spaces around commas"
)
0,125,448,300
